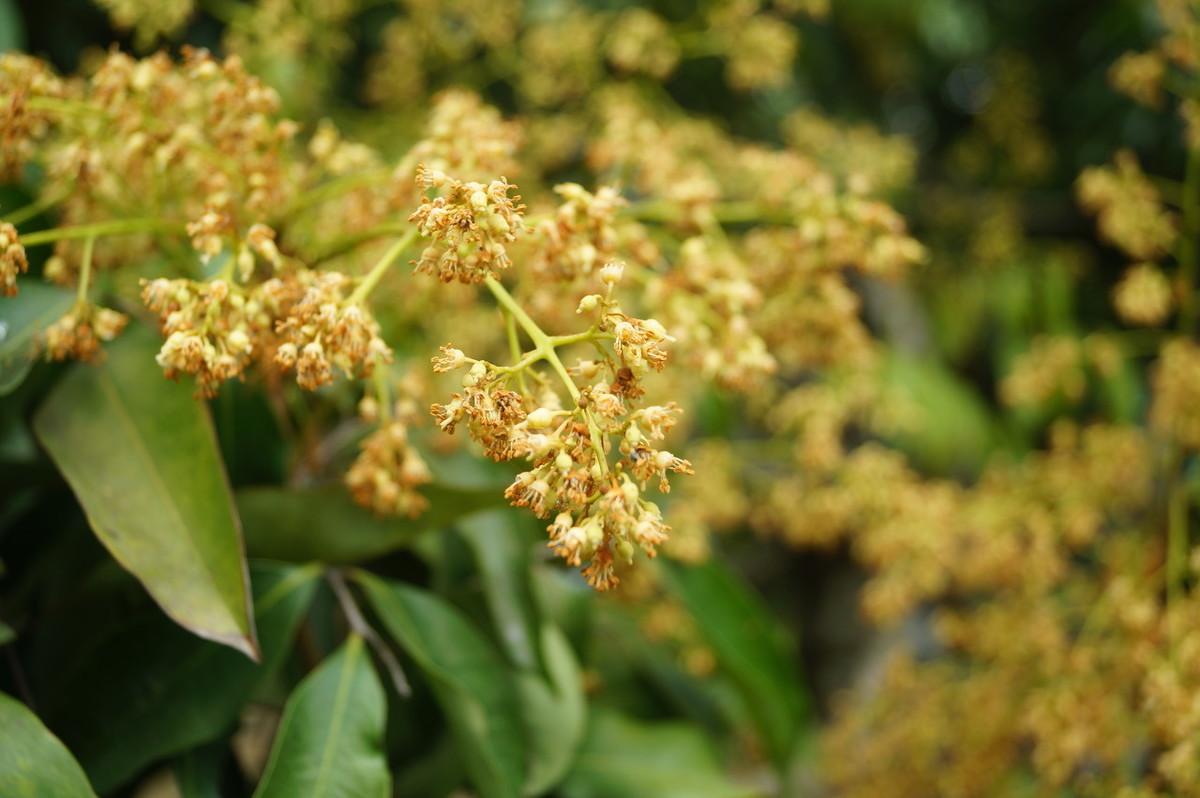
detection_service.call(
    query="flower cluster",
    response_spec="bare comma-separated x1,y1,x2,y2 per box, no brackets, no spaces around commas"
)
43,302,129,362
1151,338,1200,450
142,277,270,397
409,167,524,284
430,262,692,590
526,183,625,280
1077,150,1177,260
1113,262,1173,326
345,402,432,517
0,222,27,296
273,271,392,390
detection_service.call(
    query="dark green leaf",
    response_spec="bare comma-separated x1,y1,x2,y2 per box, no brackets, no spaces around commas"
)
0,691,96,798
562,710,756,798
254,635,389,798
40,562,319,793
33,325,257,657
518,625,586,796
0,283,72,395
663,559,808,767
356,573,525,798
237,484,501,564
458,510,542,670
171,743,225,798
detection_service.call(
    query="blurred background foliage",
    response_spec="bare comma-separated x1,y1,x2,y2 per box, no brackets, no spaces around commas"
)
1,0,1196,796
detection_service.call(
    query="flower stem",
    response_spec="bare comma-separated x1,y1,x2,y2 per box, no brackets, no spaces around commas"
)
19,218,183,247
484,276,579,401
348,228,419,305
76,233,95,304
2,191,66,226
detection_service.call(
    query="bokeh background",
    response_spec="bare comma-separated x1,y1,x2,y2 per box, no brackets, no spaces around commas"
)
3,0,1196,796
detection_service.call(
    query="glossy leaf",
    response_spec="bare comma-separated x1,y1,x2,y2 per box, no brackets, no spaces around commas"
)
561,711,755,798
0,691,96,798
0,282,72,395
663,559,808,767
518,625,586,796
39,562,319,793
237,484,501,564
458,509,542,670
356,573,526,798
33,325,256,657
254,635,389,798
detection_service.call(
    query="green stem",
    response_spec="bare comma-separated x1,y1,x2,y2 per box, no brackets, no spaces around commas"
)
484,276,579,401
2,192,66,226
311,223,411,265
284,168,393,218
484,276,614,474
19,218,183,247
76,234,95,304
347,229,418,305
504,310,529,394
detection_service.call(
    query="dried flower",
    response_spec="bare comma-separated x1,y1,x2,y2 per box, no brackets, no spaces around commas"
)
409,166,524,283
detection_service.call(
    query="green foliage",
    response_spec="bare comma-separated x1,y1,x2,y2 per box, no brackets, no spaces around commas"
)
663,560,808,768
33,325,257,657
561,710,757,798
0,282,71,394
253,635,390,798
0,691,96,798
34,563,318,792
357,573,527,798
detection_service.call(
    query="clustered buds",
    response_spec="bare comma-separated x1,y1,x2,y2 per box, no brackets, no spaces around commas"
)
527,183,625,279
273,272,392,390
430,266,692,590
346,405,432,517
1077,150,1177,260
0,222,27,296
142,277,269,397
409,166,524,283
43,302,128,362
1113,262,1173,326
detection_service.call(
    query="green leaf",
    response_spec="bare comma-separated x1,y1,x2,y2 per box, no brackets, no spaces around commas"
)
356,573,526,798
662,559,808,768
878,352,995,477
0,0,25,55
518,625,586,796
254,635,390,798
458,510,542,670
0,691,97,798
171,743,225,798
33,325,257,657
40,562,319,793
0,283,72,395
562,710,756,798
237,484,501,564
0,620,13,646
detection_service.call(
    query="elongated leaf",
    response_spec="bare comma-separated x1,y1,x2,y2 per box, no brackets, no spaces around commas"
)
33,325,256,657
0,282,72,395
518,625,586,796
458,510,542,670
39,563,319,793
237,484,501,564
562,711,755,798
0,691,96,798
356,573,526,798
663,559,808,767
254,636,389,798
